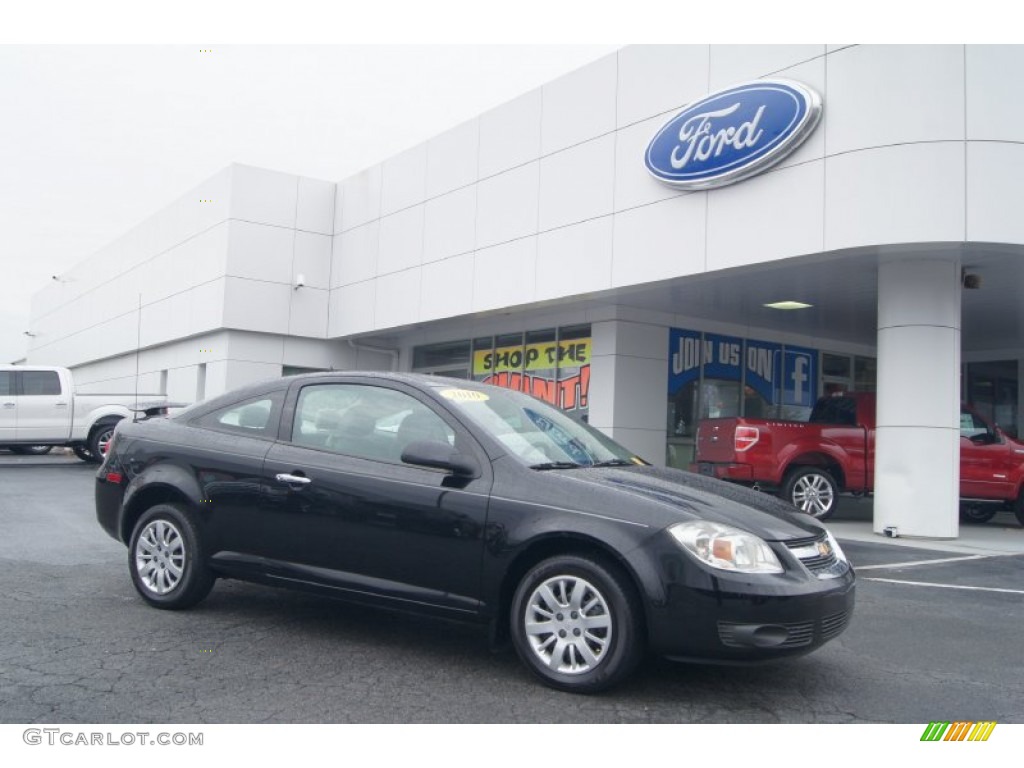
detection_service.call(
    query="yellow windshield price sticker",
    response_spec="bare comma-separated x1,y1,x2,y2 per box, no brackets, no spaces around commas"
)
439,388,490,403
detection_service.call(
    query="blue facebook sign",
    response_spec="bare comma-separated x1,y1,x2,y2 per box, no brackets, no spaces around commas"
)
782,345,817,407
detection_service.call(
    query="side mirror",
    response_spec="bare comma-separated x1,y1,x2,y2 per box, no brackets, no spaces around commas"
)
400,440,478,477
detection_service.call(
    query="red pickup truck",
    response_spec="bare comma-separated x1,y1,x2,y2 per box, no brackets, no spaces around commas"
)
692,392,1024,524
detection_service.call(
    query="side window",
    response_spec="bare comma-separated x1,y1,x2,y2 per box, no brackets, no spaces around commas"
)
960,411,991,440
20,371,61,396
292,384,454,463
195,394,282,437
0,372,13,397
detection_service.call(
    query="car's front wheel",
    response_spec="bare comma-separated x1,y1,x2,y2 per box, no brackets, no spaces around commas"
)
128,504,214,610
510,554,643,693
782,467,839,520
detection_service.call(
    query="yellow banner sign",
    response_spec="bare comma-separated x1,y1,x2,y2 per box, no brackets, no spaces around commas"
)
473,339,591,376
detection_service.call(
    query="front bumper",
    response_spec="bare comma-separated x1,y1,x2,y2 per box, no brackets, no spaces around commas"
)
634,532,856,662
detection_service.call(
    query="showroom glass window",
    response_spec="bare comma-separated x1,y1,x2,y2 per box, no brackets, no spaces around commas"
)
667,329,820,469
414,324,591,420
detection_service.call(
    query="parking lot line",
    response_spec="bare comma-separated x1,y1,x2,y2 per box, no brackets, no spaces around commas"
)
855,554,990,571
863,577,1024,595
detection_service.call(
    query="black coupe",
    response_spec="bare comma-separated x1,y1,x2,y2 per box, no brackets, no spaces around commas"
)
96,372,854,692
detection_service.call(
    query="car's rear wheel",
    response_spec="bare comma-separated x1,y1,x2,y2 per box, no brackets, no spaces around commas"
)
510,554,643,693
782,467,839,520
1014,492,1024,528
959,503,998,524
128,504,214,610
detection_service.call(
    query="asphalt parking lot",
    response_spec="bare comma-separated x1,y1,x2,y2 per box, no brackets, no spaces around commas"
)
1,452,1022,724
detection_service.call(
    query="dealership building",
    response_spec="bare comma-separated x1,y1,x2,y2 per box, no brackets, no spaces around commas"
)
26,44,1024,539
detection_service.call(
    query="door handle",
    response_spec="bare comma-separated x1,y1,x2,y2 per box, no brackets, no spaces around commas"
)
2,402,14,409
55,402,68,408
275,473,312,487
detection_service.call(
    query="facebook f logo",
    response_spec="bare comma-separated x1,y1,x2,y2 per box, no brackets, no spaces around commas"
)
783,349,816,407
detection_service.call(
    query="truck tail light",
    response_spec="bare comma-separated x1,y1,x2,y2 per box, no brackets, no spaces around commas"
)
735,426,760,452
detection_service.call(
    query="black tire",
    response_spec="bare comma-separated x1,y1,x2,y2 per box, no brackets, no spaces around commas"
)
89,419,121,463
1015,492,1024,528
128,503,215,610
9,445,53,455
782,467,839,520
510,554,643,693
72,444,96,463
959,503,998,525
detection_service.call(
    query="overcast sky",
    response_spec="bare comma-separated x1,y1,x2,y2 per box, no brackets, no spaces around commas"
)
0,44,618,363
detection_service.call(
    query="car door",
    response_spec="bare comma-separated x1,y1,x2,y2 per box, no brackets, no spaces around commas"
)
14,370,70,442
959,408,1016,500
259,379,492,617
0,371,16,441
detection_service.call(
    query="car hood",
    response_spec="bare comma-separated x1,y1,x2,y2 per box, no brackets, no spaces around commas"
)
540,465,824,541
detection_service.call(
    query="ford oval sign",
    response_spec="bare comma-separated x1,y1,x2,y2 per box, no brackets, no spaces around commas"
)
645,79,821,191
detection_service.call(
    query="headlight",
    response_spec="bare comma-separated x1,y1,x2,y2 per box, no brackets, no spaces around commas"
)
824,529,847,563
669,521,784,574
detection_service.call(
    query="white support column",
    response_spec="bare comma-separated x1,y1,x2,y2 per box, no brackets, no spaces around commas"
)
874,257,961,538
589,320,670,465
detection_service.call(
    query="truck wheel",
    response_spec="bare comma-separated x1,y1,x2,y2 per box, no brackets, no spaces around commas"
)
959,503,997,525
1015,493,1024,528
782,467,839,520
89,419,122,462
9,445,53,455
73,444,97,463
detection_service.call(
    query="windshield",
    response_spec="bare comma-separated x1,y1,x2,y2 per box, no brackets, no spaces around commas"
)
433,384,643,468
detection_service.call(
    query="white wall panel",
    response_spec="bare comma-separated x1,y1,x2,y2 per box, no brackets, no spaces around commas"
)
225,332,284,364
427,118,479,197
472,237,537,312
288,287,329,338
538,135,615,231
374,269,421,330
332,222,379,288
824,143,965,251
616,45,710,127
966,142,1024,244
541,53,618,155
381,143,428,216
296,176,336,235
478,89,542,178
229,165,298,228
707,160,824,271
966,45,1024,141
612,356,671,431
612,194,706,287
613,114,684,213
536,217,613,302
475,163,539,249
328,281,376,336
423,186,476,263
377,205,424,275
708,45,825,91
825,45,964,155
224,361,284,392
226,220,293,284
292,232,332,290
771,56,826,171
338,165,382,233
222,277,291,334
420,253,474,322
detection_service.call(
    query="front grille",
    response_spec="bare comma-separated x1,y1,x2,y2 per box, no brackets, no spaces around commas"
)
821,610,851,640
784,532,840,575
718,610,851,649
717,619,815,648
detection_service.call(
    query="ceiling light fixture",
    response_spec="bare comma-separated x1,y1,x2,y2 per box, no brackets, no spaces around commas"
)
763,300,813,310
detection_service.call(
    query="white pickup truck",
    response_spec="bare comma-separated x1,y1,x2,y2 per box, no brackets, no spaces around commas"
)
0,365,170,463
